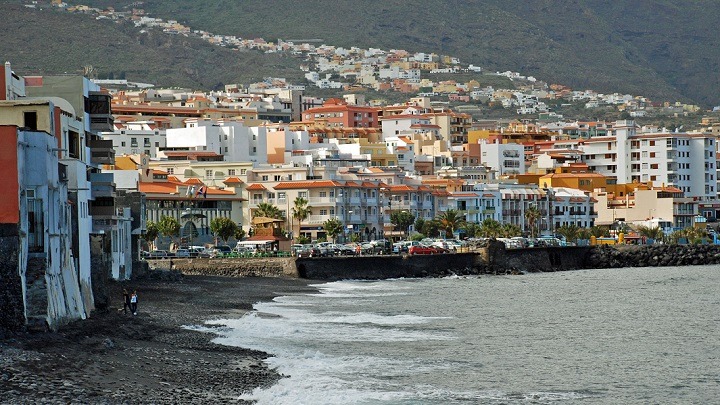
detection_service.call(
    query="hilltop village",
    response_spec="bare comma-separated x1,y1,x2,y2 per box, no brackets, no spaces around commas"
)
2,1,720,331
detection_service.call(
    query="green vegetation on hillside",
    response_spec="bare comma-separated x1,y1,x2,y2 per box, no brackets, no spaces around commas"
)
0,3,303,90
3,1,719,107
77,0,719,106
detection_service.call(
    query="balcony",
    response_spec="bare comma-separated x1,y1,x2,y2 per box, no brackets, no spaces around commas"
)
482,207,496,214
88,139,115,165
90,172,115,198
308,197,333,205
307,214,332,224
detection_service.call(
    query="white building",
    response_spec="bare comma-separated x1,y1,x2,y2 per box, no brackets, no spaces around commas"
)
479,141,525,176
581,120,716,199
101,120,167,157
165,119,269,164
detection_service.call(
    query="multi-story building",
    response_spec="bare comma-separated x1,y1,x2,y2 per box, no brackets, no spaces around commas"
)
0,64,118,329
265,180,385,242
581,120,716,199
301,98,379,128
478,141,525,176
101,119,167,157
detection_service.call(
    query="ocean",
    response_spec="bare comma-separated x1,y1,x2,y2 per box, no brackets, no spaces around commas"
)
203,265,720,404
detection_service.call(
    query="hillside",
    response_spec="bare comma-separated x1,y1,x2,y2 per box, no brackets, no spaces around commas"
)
0,3,303,90
75,0,719,106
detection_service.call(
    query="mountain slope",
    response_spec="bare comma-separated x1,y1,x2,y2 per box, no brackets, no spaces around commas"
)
4,1,719,105
89,0,717,105
0,3,303,89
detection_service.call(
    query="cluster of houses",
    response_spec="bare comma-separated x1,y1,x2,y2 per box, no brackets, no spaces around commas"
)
43,0,706,117
2,54,720,331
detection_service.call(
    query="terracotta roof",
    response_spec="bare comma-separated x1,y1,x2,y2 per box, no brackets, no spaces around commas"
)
482,193,496,197
167,176,183,184
184,178,204,185
223,177,243,184
450,192,478,198
245,183,267,191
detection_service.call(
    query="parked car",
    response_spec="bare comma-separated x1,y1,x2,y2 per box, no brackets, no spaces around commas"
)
147,250,170,258
297,244,321,258
408,245,435,255
315,242,335,257
175,249,191,258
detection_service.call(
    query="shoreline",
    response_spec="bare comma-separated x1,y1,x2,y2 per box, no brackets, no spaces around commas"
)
0,275,319,404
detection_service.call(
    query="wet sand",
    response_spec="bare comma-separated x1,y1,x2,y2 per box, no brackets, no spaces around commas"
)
0,275,318,404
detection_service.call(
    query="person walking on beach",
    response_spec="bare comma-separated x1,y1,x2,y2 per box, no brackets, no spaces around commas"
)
130,290,138,316
122,288,131,314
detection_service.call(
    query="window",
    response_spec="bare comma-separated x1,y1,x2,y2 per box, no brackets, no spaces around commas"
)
228,169,236,176
241,169,247,175
23,111,38,131
26,189,44,252
262,175,269,181
155,142,159,148
144,138,150,147
206,170,213,178
130,137,138,147
167,168,174,175
298,192,308,198
319,191,327,198
252,147,257,153
650,140,655,146
319,209,328,215
274,175,281,181
121,141,126,147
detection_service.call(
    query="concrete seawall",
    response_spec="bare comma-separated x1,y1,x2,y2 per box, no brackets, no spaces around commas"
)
147,243,720,282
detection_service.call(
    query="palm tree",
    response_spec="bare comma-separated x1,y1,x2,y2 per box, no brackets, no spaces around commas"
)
462,222,481,238
555,224,581,243
590,225,610,238
524,204,542,237
635,225,664,242
501,223,522,238
253,202,283,220
291,197,312,241
478,218,503,238
436,209,465,238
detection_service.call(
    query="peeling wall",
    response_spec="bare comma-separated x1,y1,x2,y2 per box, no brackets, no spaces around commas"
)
12,130,94,331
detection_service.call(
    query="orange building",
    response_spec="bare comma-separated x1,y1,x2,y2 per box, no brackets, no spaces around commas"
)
301,98,379,128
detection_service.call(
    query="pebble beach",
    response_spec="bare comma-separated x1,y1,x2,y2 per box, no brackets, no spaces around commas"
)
0,275,316,404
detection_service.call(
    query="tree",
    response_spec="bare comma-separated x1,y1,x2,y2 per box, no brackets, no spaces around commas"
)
462,222,481,238
635,225,664,241
253,202,283,220
421,219,442,238
501,223,522,238
555,224,581,243
157,215,180,246
323,217,343,243
414,217,426,234
478,218,502,238
391,211,415,237
143,220,159,251
590,225,610,238
436,209,465,238
210,217,238,243
291,197,312,241
524,204,542,237
234,227,247,241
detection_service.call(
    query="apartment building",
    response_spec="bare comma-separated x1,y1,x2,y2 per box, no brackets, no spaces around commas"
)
581,120,716,199
101,119,167,157
301,98,379,128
